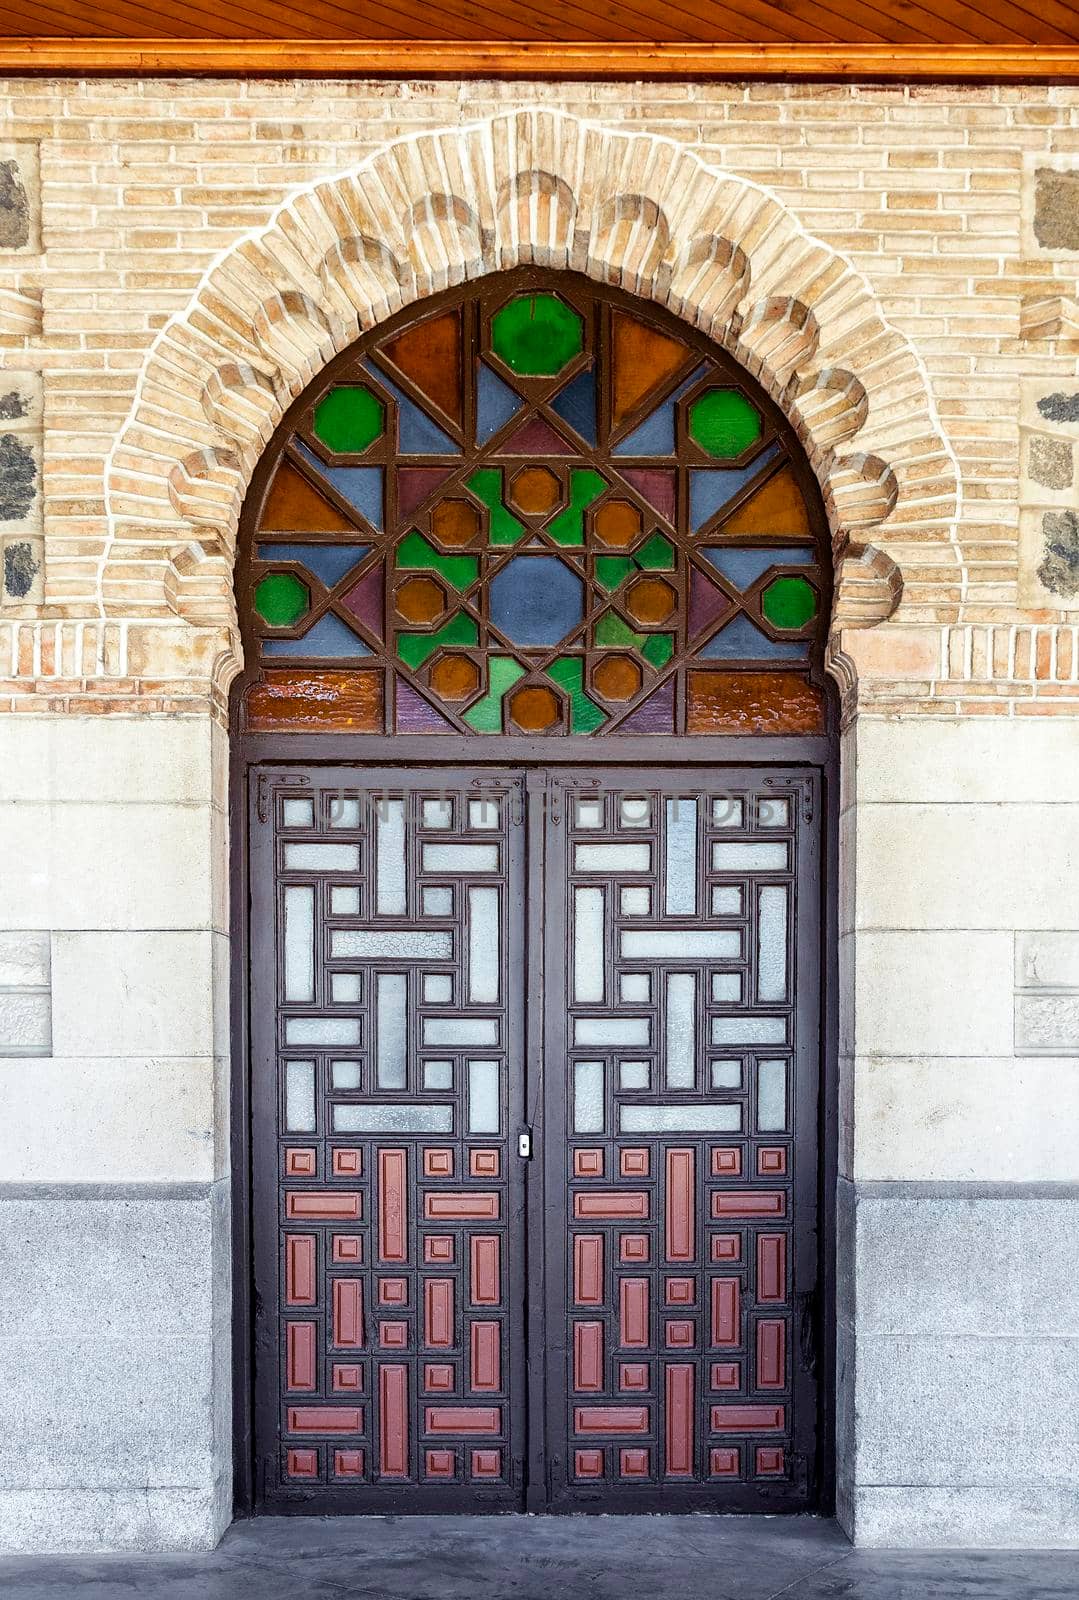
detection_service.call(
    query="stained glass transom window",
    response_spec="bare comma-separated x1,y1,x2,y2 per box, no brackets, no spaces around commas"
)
239,273,830,737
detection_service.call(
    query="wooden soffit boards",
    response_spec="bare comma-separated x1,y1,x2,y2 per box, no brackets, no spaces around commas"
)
0,42,1077,78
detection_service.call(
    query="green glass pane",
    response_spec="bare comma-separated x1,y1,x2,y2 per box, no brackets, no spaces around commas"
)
313,385,385,454
463,655,526,732
396,530,479,591
688,389,762,459
595,611,639,647
490,293,584,377
642,632,674,669
466,469,525,547
546,656,606,734
596,556,635,592
761,574,818,630
548,469,606,548
397,611,478,670
254,571,310,627
635,533,675,571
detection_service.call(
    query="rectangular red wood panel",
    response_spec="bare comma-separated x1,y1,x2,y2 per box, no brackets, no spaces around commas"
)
573,1321,604,1392
286,1322,317,1391
470,1322,501,1391
665,1365,694,1476
378,1152,408,1263
333,1280,364,1349
379,1365,409,1476
665,1149,695,1262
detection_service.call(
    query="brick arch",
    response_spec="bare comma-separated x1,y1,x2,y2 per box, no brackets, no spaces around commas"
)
98,109,961,684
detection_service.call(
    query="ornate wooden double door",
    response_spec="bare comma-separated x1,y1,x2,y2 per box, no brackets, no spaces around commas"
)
249,761,822,1513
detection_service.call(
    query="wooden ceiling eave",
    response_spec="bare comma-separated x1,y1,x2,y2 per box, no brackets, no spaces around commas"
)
0,41,1078,76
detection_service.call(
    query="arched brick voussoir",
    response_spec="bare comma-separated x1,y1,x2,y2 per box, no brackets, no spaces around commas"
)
100,109,958,639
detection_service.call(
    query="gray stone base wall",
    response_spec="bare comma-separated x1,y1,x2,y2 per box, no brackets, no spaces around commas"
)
837,1180,1079,1547
0,1183,231,1553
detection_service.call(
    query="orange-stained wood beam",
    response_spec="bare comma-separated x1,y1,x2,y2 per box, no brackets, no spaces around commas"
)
0,40,1078,77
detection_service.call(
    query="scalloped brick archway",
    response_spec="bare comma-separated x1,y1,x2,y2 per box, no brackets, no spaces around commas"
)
96,109,960,689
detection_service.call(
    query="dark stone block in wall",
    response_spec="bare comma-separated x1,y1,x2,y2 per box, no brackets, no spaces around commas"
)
1029,436,1074,491
0,433,36,521
1037,391,1079,425
1034,168,1079,252
0,159,29,251
3,539,38,599
1038,510,1079,597
0,389,30,421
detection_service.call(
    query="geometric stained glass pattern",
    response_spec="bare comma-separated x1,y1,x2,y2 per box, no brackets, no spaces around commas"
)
240,272,830,736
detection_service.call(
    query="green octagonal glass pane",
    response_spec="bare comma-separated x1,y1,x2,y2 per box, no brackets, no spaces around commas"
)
761,574,818,630
313,385,385,454
491,293,584,377
689,389,762,459
255,571,310,627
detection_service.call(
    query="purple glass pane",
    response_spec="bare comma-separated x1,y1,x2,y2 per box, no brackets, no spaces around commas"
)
616,676,674,734
688,566,733,639
398,465,455,521
395,678,454,732
620,467,676,525
340,563,384,641
493,414,575,457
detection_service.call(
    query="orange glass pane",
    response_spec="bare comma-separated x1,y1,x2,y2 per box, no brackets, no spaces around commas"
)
395,575,446,624
610,311,694,431
508,684,561,732
592,499,643,549
245,670,383,732
592,653,643,701
686,670,825,735
624,575,676,626
260,460,355,533
720,465,811,537
379,309,463,430
509,466,561,516
430,653,480,700
431,498,482,548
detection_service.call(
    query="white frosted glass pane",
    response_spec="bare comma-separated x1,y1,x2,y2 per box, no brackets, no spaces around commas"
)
282,798,314,828
330,886,360,915
576,798,603,829
711,886,743,916
711,1059,742,1089
332,930,452,961
286,1017,359,1046
423,1017,499,1046
283,886,314,1003
574,1016,650,1047
666,972,696,1090
469,887,500,1004
334,1103,452,1133
620,887,651,917
620,973,650,1003
376,800,407,915
619,796,651,828
469,799,500,830
619,1060,650,1090
331,1060,361,1090
424,974,452,1003
758,798,789,829
468,1059,500,1134
329,797,360,829
422,887,453,917
285,1060,315,1131
757,886,788,1003
575,844,650,873
423,1060,453,1090
664,798,698,916
422,844,499,873
574,1060,604,1133
620,1103,742,1134
711,972,742,1003
712,842,788,873
620,930,740,960
574,887,605,1004
711,1015,787,1045
285,843,359,872
423,799,453,830
377,973,407,1089
331,973,361,1004
712,798,743,828
758,1059,788,1131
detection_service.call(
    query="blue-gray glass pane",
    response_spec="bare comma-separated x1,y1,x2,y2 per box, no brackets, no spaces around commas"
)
257,542,370,587
286,1016,360,1046
285,843,359,872
664,798,697,916
477,362,525,444
613,366,703,456
376,972,407,1089
262,610,372,658
757,1059,788,1131
365,363,458,455
331,929,451,960
285,1060,316,1132
573,1060,605,1134
699,612,805,662
550,365,597,445
689,443,780,531
619,1103,742,1133
702,546,813,590
334,1103,452,1133
488,556,582,646
296,442,383,531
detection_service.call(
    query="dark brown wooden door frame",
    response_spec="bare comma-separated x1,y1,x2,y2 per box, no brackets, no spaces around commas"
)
229,732,839,1518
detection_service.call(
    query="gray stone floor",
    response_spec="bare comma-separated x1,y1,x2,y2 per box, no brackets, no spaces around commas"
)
1,1515,1078,1599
